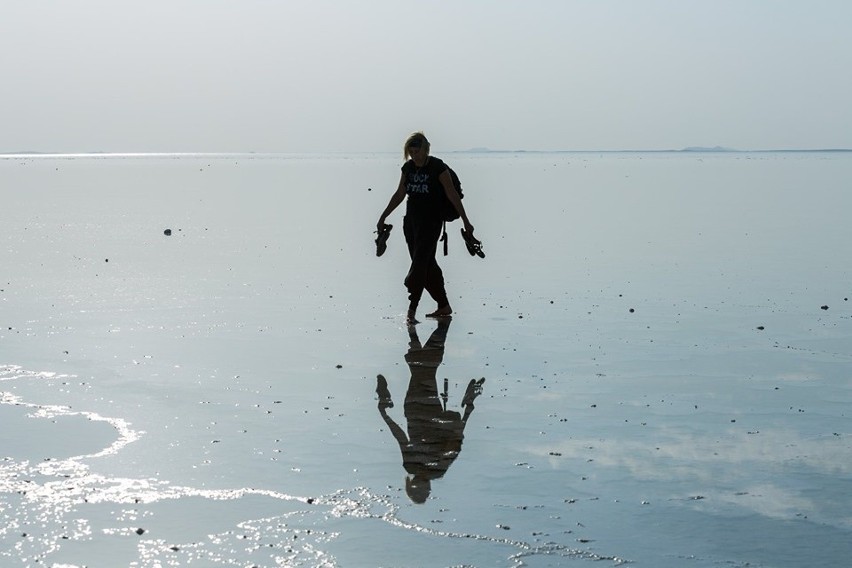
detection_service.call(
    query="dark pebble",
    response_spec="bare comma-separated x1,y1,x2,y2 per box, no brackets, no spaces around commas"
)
629,308,635,313
821,305,829,310
757,326,765,330
164,229,172,236
136,528,146,535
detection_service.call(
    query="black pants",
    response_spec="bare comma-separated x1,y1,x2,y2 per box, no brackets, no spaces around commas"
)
403,215,449,313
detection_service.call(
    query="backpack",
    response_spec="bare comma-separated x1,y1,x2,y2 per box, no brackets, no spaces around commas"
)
439,167,464,222
439,167,464,255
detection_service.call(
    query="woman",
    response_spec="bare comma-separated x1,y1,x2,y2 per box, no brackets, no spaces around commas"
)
377,132,478,322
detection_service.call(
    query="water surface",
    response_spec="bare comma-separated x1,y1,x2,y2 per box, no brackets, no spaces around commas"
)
2,152,850,566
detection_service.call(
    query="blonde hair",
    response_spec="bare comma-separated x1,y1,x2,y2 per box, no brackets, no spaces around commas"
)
403,132,430,160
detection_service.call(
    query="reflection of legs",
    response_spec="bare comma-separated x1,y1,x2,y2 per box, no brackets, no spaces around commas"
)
423,319,450,350
404,369,442,434
407,323,422,350
404,322,446,431
406,320,449,368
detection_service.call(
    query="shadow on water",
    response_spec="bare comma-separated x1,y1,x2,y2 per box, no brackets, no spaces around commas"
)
375,319,485,504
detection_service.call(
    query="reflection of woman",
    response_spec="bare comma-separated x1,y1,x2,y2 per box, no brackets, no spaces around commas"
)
376,320,484,503
376,132,479,322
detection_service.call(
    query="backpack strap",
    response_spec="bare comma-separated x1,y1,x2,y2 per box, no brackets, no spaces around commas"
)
441,221,448,256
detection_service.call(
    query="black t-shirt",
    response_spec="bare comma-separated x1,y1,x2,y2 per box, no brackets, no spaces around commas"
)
401,156,449,218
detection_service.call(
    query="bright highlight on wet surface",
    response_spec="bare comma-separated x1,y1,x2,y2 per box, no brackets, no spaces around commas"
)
1,152,851,567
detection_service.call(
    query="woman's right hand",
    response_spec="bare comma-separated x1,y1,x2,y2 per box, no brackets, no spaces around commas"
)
463,221,476,240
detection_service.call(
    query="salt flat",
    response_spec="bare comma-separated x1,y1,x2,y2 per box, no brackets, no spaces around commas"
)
2,152,850,567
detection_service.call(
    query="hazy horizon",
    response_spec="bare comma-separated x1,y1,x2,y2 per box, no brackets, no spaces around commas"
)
3,146,852,156
3,1,851,154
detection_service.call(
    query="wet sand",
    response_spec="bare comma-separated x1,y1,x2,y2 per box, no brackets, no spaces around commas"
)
1,152,851,566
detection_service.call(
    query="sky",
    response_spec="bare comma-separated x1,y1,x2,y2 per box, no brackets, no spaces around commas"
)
2,1,851,153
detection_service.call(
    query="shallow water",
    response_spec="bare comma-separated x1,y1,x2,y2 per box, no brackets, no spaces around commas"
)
1,152,850,567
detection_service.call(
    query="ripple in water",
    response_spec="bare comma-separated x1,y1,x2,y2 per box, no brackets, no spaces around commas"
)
1,365,626,566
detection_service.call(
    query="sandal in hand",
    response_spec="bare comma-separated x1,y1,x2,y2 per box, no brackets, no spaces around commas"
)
375,224,392,257
460,228,485,258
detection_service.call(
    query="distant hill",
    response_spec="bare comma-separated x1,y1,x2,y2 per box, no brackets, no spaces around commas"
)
679,146,735,152
457,146,852,153
457,146,741,153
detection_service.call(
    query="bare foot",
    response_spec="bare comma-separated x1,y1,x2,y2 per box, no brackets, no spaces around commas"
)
406,310,419,324
426,305,453,318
